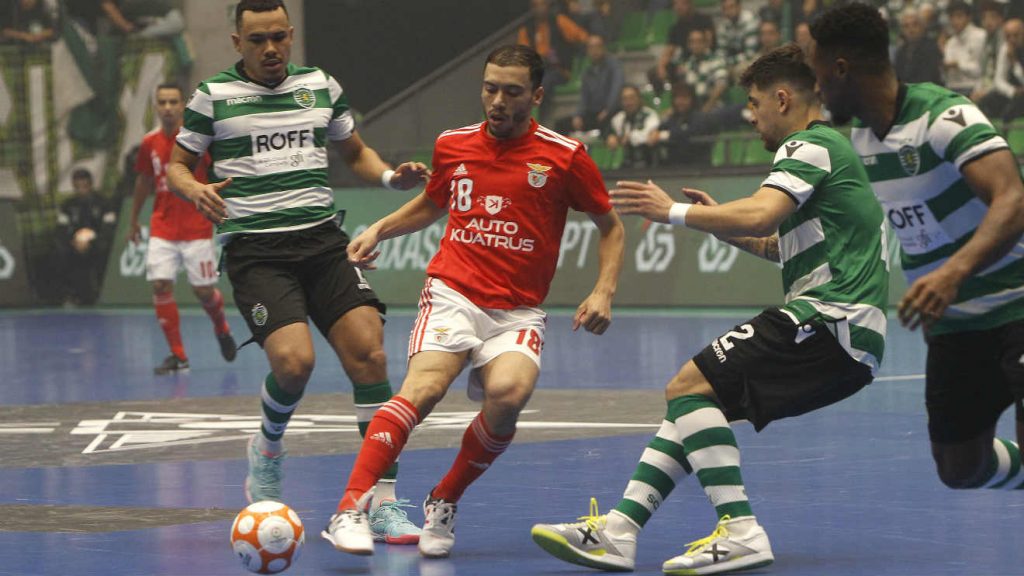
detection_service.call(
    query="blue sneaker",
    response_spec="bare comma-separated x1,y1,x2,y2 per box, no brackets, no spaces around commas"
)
370,499,421,544
244,436,284,503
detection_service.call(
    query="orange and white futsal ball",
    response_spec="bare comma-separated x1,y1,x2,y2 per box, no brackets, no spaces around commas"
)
230,501,305,574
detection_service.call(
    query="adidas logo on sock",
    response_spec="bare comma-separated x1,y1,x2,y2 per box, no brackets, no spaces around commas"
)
468,460,490,470
370,431,394,448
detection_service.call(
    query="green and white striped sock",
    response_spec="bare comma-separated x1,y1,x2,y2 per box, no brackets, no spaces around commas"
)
671,394,753,520
980,438,1024,489
612,419,692,530
258,373,303,456
353,381,399,502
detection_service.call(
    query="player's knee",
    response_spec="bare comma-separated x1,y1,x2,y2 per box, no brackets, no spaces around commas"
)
273,353,315,388
484,379,534,415
353,346,387,371
192,285,215,302
151,280,173,295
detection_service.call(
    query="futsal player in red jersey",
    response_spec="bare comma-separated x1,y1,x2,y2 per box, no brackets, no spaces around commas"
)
128,83,237,374
320,44,625,559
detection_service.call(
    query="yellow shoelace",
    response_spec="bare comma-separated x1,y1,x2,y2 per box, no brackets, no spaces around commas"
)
684,515,732,555
576,497,607,531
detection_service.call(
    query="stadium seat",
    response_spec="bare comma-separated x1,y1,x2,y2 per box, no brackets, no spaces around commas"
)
742,137,774,165
647,10,675,45
710,137,727,167
614,12,650,52
1006,123,1024,157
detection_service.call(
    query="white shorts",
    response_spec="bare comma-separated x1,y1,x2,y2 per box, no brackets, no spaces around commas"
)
409,277,547,400
146,236,220,286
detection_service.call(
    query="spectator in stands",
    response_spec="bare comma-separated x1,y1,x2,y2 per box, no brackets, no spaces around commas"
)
758,0,785,27
716,0,759,68
895,8,944,85
518,0,590,109
732,20,783,82
944,1,987,95
651,81,710,166
1,0,55,44
556,34,624,137
681,27,730,112
66,0,137,35
794,20,813,53
978,18,1024,123
607,84,661,168
650,0,714,93
56,169,117,306
587,0,623,46
795,0,825,25
972,1,1008,102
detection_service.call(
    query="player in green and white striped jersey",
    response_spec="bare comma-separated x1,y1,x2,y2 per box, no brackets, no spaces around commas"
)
811,3,1024,493
531,45,888,576
166,0,429,545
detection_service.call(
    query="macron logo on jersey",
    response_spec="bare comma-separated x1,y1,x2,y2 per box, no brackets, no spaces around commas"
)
226,96,263,106
369,431,394,448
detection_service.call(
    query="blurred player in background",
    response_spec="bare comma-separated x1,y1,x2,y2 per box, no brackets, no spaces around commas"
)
167,0,429,545
128,83,237,375
323,44,624,560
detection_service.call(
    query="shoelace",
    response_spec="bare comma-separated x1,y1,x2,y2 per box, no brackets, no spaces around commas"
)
374,499,416,523
684,515,732,555
252,451,282,484
574,497,607,532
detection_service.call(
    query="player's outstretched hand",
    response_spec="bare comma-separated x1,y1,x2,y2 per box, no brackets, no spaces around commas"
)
348,228,382,270
389,162,432,190
898,267,962,331
573,291,612,335
189,178,231,224
610,180,674,223
682,187,718,207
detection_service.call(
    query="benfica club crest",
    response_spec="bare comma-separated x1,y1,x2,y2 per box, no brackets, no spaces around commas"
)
526,162,552,188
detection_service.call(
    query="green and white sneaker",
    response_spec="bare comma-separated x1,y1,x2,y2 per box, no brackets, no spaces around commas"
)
531,498,636,572
662,515,773,575
370,499,421,544
244,436,284,503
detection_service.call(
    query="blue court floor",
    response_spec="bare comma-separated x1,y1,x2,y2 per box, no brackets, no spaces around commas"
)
0,308,1020,576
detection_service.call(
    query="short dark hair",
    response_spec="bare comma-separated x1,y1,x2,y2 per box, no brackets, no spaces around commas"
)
71,168,93,182
739,43,816,94
810,2,890,68
485,45,545,90
671,80,694,99
979,1,1005,17
155,83,183,98
235,0,288,29
947,1,971,17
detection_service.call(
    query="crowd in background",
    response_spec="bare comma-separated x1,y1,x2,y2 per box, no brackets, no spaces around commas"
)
0,0,185,45
519,0,1024,168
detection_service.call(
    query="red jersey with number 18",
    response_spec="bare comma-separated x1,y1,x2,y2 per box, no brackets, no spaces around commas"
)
424,120,612,309
135,127,212,241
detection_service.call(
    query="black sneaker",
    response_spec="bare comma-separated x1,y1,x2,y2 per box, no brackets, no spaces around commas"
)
217,332,237,362
154,354,189,375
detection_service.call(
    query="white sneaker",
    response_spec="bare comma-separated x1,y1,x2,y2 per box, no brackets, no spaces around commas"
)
531,498,636,572
418,494,457,558
321,509,374,556
661,515,773,575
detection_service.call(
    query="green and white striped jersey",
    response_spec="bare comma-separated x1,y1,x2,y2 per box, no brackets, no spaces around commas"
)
762,121,889,374
177,62,355,239
851,83,1023,335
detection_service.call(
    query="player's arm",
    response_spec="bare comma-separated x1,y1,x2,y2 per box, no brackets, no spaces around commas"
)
334,132,429,191
611,179,796,237
680,187,780,262
127,172,154,244
573,209,625,335
347,191,448,269
167,144,231,224
898,149,1024,328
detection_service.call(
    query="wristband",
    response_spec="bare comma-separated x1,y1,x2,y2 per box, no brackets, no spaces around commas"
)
381,169,397,190
668,203,691,227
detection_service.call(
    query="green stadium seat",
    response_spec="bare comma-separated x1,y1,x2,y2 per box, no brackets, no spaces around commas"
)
554,56,589,96
710,137,727,167
588,142,624,171
1006,123,1024,156
647,10,675,45
614,12,650,52
742,137,774,166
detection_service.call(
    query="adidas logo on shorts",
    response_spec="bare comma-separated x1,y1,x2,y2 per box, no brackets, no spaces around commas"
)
369,431,394,448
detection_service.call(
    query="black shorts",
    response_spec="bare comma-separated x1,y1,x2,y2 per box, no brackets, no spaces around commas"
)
693,308,874,431
925,318,1024,443
224,221,385,346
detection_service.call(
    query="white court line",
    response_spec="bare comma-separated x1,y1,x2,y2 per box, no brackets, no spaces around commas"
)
874,374,925,382
0,422,59,434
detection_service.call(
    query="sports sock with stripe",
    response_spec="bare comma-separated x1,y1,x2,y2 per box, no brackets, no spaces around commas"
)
431,412,514,502
353,381,401,505
154,291,186,360
257,373,303,456
339,396,420,511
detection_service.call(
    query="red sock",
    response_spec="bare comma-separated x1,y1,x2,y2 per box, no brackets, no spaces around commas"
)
432,412,514,502
338,396,420,511
154,292,186,360
201,288,230,336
